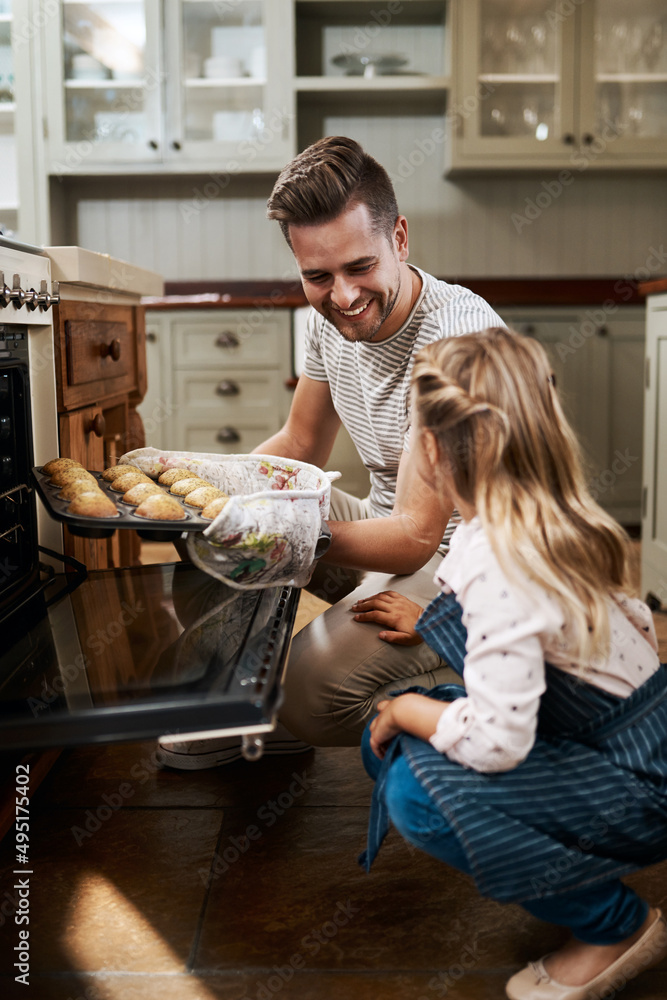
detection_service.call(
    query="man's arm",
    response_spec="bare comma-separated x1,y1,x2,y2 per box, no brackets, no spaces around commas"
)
321,446,453,575
252,375,341,468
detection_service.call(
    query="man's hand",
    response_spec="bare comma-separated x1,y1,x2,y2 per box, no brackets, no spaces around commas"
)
352,591,424,645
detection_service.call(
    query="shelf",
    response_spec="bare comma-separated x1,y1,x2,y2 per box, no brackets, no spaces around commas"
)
0,103,15,114
295,74,450,91
597,73,667,84
64,78,145,89
185,77,266,88
478,74,559,84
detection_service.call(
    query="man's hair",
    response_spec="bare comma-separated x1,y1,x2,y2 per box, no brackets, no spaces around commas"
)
267,136,399,247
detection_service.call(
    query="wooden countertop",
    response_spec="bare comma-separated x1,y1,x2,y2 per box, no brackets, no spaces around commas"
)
143,277,647,310
639,278,667,296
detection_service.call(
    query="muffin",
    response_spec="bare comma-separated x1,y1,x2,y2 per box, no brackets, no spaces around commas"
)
59,479,105,502
68,490,119,518
201,495,231,520
109,471,153,493
134,494,187,521
158,468,197,486
184,486,226,509
169,477,210,497
50,467,98,488
102,464,141,482
43,457,83,477
121,482,164,506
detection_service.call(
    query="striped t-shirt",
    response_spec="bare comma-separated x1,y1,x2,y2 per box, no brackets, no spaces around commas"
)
303,266,505,551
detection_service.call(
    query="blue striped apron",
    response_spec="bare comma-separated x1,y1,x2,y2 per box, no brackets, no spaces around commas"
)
360,591,667,903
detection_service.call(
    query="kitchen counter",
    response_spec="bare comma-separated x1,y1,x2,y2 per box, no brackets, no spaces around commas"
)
144,277,646,310
45,245,163,298
639,278,667,296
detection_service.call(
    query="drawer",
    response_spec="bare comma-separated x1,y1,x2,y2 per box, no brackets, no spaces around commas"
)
174,370,283,420
173,313,286,368
55,301,140,410
171,418,276,455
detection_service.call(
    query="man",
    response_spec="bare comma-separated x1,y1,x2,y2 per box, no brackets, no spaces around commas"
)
158,136,503,768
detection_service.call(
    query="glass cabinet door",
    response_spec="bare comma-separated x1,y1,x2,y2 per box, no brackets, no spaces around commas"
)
578,0,667,165
164,0,293,168
453,0,577,168
47,0,162,167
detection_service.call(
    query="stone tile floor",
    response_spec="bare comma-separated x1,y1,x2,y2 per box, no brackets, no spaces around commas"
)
0,543,666,999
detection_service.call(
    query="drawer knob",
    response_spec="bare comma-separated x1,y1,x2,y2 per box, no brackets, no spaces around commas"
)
101,339,122,361
597,325,609,337
215,331,240,349
215,379,240,397
216,426,241,444
86,413,106,438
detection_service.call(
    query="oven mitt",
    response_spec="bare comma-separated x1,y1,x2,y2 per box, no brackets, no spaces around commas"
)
119,449,340,590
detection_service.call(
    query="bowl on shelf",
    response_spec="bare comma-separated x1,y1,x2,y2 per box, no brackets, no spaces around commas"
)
331,53,409,78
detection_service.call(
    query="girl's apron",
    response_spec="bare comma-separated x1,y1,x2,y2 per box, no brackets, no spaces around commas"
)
360,591,667,904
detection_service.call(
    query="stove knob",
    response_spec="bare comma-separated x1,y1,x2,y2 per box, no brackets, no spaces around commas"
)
9,274,26,310
0,271,12,308
24,287,39,311
50,281,60,307
37,280,60,311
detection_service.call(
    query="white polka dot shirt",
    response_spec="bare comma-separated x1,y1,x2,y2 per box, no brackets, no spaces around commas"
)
429,518,660,773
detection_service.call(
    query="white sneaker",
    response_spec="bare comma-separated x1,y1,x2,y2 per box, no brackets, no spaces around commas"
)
157,725,312,770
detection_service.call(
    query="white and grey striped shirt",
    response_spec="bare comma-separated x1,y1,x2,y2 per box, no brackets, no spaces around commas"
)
303,266,505,551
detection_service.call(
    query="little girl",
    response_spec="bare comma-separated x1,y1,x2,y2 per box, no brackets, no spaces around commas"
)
355,327,667,1000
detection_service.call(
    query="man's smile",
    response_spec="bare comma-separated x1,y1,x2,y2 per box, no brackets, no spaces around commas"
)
332,301,372,318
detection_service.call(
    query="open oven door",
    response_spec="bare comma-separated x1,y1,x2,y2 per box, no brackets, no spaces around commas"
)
0,560,300,757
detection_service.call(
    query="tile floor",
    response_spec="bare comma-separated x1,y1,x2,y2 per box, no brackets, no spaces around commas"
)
1,546,667,1000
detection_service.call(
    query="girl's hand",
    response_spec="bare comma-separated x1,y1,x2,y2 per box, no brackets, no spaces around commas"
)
369,700,402,759
351,591,424,645
369,694,451,759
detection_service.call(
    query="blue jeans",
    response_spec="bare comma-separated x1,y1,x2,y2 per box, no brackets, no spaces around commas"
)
361,726,648,945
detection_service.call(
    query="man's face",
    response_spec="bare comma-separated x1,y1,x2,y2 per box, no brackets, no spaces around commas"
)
289,202,410,344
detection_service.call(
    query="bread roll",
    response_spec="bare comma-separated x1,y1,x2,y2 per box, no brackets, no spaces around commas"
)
68,490,119,518
158,468,197,486
43,457,84,476
102,464,141,482
121,482,164,505
184,486,226,509
134,494,187,521
59,479,104,501
50,467,98,488
109,471,153,493
201,496,230,520
169,477,210,497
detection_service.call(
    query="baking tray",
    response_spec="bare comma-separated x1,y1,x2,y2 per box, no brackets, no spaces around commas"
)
31,466,214,540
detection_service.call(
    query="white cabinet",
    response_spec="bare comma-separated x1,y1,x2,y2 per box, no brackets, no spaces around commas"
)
499,306,646,524
450,0,667,171
0,1,18,236
43,0,294,174
140,308,294,455
641,291,667,607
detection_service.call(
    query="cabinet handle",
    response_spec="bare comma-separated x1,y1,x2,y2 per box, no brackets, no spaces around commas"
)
86,413,106,438
597,325,608,337
148,139,159,150
216,426,241,444
101,339,122,361
524,324,536,335
582,133,595,145
562,133,575,145
171,140,182,151
215,379,240,396
215,331,240,349
146,331,157,343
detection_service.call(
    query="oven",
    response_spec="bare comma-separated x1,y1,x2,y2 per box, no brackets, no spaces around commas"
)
0,237,301,759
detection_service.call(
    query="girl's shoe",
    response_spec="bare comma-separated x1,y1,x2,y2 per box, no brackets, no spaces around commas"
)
505,908,667,1000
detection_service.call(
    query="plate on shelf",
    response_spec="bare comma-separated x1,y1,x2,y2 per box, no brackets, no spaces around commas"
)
331,53,409,77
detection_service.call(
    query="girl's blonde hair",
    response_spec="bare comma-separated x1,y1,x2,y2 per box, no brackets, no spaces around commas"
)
412,327,632,667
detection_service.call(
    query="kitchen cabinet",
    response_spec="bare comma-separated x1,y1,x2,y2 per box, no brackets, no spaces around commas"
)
53,295,148,568
142,307,294,455
499,305,645,525
450,0,667,171
43,0,293,173
0,1,18,235
294,0,450,150
641,289,667,607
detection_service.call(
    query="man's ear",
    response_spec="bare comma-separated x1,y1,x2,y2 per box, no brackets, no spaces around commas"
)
394,216,409,261
423,428,440,470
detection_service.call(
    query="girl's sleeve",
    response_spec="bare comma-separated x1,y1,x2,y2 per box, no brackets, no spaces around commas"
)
429,540,561,773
